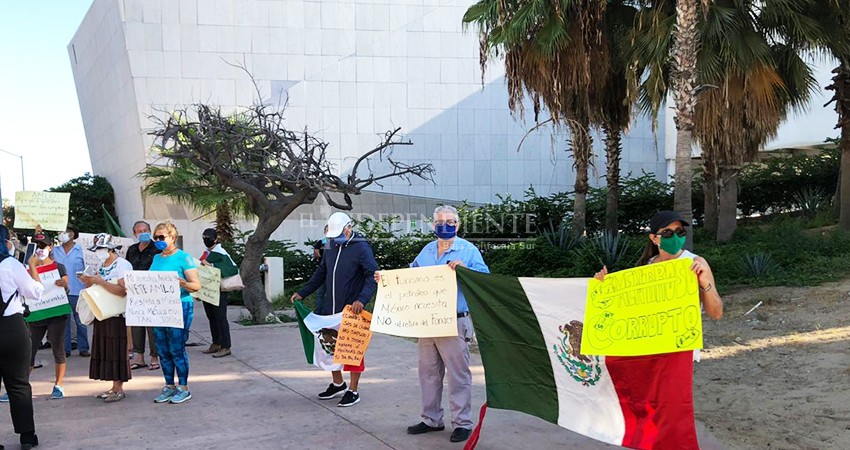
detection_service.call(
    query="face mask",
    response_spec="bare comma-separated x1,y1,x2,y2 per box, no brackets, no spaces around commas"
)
659,234,686,255
36,249,50,261
333,234,350,246
95,248,110,262
137,232,151,243
58,232,70,244
434,224,458,240
203,237,216,248
154,240,168,251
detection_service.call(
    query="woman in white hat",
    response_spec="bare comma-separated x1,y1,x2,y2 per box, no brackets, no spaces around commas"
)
78,233,133,403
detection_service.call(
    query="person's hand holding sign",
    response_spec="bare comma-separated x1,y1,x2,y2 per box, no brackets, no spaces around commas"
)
593,266,609,281
351,301,364,314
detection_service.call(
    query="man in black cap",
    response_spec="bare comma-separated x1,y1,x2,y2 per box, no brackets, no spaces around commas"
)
199,229,239,358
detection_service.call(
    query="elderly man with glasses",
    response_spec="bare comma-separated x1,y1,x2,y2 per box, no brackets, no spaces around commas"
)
376,205,489,443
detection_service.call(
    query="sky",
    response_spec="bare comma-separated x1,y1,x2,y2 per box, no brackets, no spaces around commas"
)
0,1,95,203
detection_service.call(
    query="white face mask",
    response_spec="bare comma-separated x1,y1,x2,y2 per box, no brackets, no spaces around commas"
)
58,232,71,244
36,248,50,261
95,248,110,262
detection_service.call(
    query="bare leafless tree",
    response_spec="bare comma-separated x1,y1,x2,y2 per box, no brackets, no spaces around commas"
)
144,102,434,322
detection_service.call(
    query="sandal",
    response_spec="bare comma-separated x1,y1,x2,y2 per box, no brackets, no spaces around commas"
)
148,363,160,370
96,390,116,399
104,391,126,403
130,363,148,370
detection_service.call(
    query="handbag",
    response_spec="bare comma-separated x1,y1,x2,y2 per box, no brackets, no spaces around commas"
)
220,273,244,292
77,291,96,326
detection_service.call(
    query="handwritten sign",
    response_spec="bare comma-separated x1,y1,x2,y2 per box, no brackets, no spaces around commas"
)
13,191,71,231
124,271,183,328
371,265,458,338
25,263,71,321
333,305,372,366
192,260,221,306
581,258,703,356
77,233,135,271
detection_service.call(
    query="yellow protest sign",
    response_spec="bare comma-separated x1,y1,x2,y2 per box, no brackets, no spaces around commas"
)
333,305,372,366
192,261,221,306
371,265,458,338
580,258,702,356
13,191,71,231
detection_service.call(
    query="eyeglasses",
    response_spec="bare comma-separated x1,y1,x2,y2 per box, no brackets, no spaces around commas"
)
655,228,687,238
434,220,458,226
154,235,168,241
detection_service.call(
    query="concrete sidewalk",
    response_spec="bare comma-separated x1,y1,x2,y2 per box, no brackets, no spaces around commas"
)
2,303,726,449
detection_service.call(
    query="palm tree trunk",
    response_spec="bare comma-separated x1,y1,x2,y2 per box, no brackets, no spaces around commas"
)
603,122,622,235
215,201,236,243
703,149,719,235
671,0,700,248
716,166,739,242
834,63,850,229
569,120,593,238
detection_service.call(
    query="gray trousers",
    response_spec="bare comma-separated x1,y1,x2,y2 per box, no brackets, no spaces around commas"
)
418,315,474,430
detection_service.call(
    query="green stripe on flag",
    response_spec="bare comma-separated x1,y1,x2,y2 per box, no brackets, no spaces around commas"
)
294,301,314,364
456,267,559,424
25,303,72,323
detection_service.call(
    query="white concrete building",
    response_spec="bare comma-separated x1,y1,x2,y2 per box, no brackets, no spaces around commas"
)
68,0,839,253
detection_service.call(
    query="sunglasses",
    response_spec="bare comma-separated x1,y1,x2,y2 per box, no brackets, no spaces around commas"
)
655,228,687,238
154,235,168,241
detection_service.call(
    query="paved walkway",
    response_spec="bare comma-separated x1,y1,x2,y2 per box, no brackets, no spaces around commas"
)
2,303,726,449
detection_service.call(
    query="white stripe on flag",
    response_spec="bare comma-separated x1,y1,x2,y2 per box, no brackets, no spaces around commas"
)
304,312,344,371
518,277,626,445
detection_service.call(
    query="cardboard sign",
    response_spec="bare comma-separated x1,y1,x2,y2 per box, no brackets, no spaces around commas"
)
581,258,703,356
371,265,458,338
124,271,183,328
77,233,135,271
192,260,221,306
333,305,372,366
25,263,71,321
13,191,71,231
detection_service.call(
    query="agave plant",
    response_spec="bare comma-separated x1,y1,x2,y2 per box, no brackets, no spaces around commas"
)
585,230,632,270
794,187,831,216
541,220,584,252
744,253,777,278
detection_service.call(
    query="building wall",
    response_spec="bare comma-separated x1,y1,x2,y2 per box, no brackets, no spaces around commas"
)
69,0,669,253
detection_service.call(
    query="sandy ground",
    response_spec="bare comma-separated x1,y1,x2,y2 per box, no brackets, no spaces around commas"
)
696,280,850,450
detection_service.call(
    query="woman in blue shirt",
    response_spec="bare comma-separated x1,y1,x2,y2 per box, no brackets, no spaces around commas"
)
148,222,200,405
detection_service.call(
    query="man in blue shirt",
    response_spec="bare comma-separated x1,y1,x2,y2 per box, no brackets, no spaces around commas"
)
387,205,489,443
51,225,89,357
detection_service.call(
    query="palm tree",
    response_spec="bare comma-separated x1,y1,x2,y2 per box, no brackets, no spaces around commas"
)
827,0,850,229
138,156,252,242
464,0,609,238
601,3,640,235
696,0,830,241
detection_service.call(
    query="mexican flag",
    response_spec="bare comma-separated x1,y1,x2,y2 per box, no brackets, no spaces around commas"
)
456,268,699,450
294,301,343,371
25,263,72,323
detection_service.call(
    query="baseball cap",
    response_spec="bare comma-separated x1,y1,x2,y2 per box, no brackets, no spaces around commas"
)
649,211,689,234
324,212,353,238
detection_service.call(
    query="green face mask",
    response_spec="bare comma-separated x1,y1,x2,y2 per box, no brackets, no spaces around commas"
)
659,234,686,255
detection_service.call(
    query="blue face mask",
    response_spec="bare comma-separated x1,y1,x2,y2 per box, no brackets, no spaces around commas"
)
333,234,350,246
434,224,458,240
137,232,151,243
154,240,168,251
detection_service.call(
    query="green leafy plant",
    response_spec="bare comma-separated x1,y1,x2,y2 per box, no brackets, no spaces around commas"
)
743,253,777,279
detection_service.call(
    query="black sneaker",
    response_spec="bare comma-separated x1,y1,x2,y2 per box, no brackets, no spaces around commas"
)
407,422,445,435
450,428,472,443
337,390,360,407
317,382,347,400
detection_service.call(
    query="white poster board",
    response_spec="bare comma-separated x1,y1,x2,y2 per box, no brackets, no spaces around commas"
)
124,271,184,328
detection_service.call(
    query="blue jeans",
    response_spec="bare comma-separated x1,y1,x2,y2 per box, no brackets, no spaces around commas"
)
153,301,194,386
64,295,89,353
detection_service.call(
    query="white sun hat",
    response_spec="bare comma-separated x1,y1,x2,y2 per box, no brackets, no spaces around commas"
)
324,212,353,238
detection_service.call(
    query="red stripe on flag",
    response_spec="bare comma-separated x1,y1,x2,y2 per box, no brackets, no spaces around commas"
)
36,263,58,274
606,351,699,450
463,403,488,450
